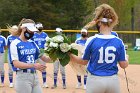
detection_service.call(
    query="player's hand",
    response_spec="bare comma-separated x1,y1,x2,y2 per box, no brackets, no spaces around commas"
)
34,63,46,72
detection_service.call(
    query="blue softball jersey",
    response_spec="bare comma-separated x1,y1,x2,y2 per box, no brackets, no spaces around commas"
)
7,35,18,55
10,37,40,71
0,35,6,53
32,32,48,49
75,37,87,46
111,31,118,37
83,34,126,76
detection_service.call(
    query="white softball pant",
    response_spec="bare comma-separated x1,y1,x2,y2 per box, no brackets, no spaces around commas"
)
86,73,120,93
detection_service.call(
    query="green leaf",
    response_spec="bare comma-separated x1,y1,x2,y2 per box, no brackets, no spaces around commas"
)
49,50,57,61
40,48,45,54
59,53,70,67
70,48,78,56
56,49,67,59
62,34,70,44
39,49,45,57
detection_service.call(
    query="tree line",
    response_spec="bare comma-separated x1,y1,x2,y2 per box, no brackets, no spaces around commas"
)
0,0,140,31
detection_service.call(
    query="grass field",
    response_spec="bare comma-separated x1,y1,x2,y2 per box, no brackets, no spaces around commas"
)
5,48,140,64
127,49,140,64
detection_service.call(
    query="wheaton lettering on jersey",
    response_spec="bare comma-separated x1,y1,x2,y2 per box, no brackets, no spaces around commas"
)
34,38,45,41
20,48,36,55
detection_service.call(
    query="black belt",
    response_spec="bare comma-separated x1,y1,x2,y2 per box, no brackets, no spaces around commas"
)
16,69,36,74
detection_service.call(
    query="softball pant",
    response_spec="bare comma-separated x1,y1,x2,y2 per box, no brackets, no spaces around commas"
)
15,70,42,93
86,73,120,93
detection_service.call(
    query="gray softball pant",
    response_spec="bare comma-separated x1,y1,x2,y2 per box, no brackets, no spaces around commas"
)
15,71,42,93
53,60,65,75
86,73,120,93
7,53,14,74
0,53,5,74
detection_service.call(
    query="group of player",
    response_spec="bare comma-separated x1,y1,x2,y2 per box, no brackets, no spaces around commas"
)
0,21,87,90
0,3,129,93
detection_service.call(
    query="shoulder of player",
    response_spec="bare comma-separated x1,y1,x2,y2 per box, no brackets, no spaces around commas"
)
42,32,48,36
75,37,82,41
0,35,6,39
75,37,82,43
85,36,96,46
28,39,34,42
7,35,16,39
87,36,96,42
115,36,124,43
0,35,7,42
10,39,21,46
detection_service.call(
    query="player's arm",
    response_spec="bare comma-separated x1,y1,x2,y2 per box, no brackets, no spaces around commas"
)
118,54,129,69
40,54,52,63
118,43,129,69
69,53,88,65
69,37,93,65
13,60,46,72
13,60,34,69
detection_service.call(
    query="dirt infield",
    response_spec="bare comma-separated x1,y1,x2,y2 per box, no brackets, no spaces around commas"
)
0,63,139,93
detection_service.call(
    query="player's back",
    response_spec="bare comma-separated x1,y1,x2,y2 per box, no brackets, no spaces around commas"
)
75,37,87,46
84,34,125,76
32,32,48,49
7,35,18,47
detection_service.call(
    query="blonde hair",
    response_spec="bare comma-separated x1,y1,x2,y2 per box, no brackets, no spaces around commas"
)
11,18,35,36
6,24,18,36
84,4,118,29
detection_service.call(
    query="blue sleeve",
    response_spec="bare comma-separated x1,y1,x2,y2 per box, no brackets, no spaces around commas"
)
118,41,126,61
7,38,10,46
3,37,7,46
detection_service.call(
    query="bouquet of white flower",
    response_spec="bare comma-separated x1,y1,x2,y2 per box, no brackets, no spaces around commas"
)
45,34,78,66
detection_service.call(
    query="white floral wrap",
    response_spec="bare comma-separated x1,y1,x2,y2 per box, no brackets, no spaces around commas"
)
69,43,87,75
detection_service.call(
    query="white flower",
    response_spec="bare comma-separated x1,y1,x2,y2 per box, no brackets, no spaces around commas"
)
60,43,71,53
45,43,49,47
70,43,78,49
49,42,58,48
46,37,52,42
52,35,64,43
44,47,48,50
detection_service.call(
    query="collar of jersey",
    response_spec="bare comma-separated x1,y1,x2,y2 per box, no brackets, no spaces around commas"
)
95,34,116,39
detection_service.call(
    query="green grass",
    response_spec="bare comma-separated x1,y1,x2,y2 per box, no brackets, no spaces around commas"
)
127,49,140,64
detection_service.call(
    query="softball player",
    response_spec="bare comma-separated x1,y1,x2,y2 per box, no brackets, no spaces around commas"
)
0,32,6,87
75,28,88,89
7,25,18,88
10,18,51,93
32,22,49,88
69,4,129,93
51,28,66,89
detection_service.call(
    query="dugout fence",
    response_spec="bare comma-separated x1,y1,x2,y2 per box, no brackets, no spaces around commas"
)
1,29,140,48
